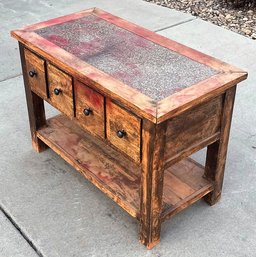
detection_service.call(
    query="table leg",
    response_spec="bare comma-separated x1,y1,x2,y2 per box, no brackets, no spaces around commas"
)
139,119,167,249
19,43,48,152
204,86,237,205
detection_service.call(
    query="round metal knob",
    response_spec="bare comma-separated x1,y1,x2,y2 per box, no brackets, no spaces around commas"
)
29,69,37,77
83,108,92,116
116,130,126,138
53,88,62,95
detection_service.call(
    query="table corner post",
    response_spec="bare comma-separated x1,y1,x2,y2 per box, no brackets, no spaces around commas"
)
139,118,167,249
19,42,48,152
204,85,237,205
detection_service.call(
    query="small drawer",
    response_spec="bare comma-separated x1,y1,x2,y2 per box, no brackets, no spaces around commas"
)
47,63,73,118
24,49,47,98
106,99,141,162
74,80,104,139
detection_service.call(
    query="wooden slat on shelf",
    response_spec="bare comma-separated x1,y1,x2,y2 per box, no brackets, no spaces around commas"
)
162,158,213,221
37,114,141,218
36,114,213,222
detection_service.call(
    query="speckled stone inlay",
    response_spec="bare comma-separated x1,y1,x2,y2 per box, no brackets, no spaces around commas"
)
35,15,218,101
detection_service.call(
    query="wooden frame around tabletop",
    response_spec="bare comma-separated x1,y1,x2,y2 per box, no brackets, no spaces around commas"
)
11,8,247,124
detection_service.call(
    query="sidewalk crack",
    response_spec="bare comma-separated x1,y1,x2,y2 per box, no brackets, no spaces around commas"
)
154,17,196,32
0,205,44,257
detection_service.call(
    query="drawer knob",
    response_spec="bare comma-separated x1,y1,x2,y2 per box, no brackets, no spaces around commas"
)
28,69,37,78
53,88,62,95
83,108,92,116
116,130,126,138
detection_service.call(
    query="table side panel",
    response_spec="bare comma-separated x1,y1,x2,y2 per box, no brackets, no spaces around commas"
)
164,95,223,166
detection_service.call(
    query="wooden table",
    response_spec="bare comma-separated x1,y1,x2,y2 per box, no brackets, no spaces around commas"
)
11,8,247,249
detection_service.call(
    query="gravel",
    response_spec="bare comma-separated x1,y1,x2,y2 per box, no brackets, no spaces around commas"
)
144,0,256,39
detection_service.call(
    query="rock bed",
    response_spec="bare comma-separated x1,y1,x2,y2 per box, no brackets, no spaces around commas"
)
145,0,256,39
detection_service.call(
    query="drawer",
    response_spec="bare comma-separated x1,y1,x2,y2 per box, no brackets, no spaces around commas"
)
74,80,104,138
24,49,47,98
47,63,73,118
106,99,141,162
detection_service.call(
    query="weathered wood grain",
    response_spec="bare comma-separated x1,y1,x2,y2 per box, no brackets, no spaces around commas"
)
47,63,73,118
139,119,167,249
204,86,237,205
106,99,141,163
37,114,141,218
164,95,223,166
11,32,157,122
11,8,247,124
19,43,47,152
74,80,105,139
161,158,214,221
24,48,47,99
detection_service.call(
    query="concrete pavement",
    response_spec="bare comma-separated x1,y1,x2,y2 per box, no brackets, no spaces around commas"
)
0,1,255,257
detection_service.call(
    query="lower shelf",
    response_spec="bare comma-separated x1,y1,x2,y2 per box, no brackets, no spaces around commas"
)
37,114,213,221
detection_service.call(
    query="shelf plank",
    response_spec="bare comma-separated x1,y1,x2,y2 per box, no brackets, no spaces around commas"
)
37,115,213,222
37,114,141,218
162,159,214,221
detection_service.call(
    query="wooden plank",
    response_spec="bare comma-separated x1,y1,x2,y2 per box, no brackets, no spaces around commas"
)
204,86,237,205
19,42,47,152
164,95,223,164
37,114,141,218
139,119,167,249
164,133,220,169
162,158,214,221
20,8,95,31
162,185,213,222
171,159,212,191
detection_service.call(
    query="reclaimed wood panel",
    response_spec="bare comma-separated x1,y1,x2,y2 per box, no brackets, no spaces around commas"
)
164,95,223,166
36,114,213,222
74,80,105,139
106,99,141,163
47,63,73,118
37,114,141,218
24,48,47,99
162,158,214,221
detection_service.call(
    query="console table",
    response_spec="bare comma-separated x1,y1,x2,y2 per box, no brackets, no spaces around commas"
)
11,8,247,249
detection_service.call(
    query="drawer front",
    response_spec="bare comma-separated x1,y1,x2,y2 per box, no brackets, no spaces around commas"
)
47,63,73,117
74,80,104,138
106,99,141,162
24,49,47,98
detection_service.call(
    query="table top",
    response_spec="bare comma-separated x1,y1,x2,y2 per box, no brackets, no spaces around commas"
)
11,8,247,123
